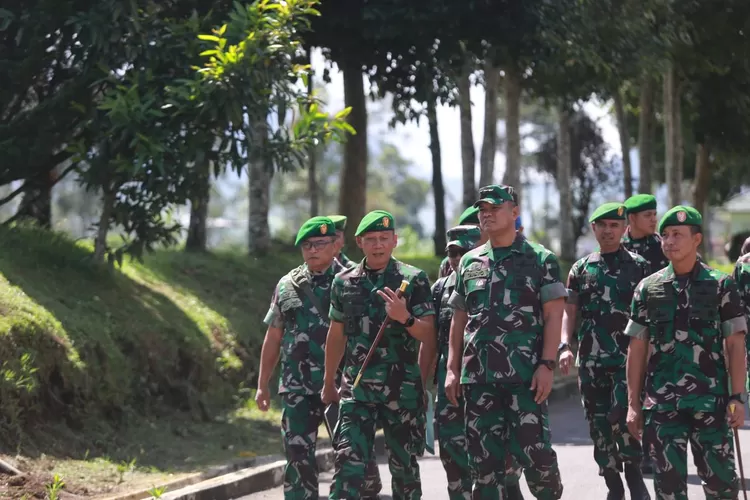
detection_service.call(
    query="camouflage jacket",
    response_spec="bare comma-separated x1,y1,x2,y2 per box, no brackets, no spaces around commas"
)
732,253,750,363
329,257,434,404
438,256,452,279
337,252,356,269
621,230,668,274
567,247,650,368
264,259,345,395
432,273,456,361
448,234,568,385
625,261,747,412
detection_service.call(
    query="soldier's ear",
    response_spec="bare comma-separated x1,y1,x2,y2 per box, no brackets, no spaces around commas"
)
694,231,703,248
393,233,399,247
356,236,364,249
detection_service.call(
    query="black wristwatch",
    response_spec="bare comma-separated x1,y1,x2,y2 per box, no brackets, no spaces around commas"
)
538,359,556,371
729,393,747,404
403,315,416,328
558,342,570,354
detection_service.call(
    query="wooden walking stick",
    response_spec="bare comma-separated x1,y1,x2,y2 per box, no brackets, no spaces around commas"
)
352,280,409,389
731,403,748,500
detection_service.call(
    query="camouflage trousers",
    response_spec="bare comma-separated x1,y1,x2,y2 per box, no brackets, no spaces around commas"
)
644,408,739,500
578,365,642,475
463,383,563,500
281,393,381,499
330,399,425,500
435,360,523,499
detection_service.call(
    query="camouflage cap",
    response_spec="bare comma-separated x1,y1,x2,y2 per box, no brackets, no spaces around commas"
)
295,216,335,246
589,202,626,223
458,206,480,225
355,210,395,236
658,205,702,234
515,215,523,230
473,184,517,208
445,225,482,251
328,214,347,231
624,193,657,214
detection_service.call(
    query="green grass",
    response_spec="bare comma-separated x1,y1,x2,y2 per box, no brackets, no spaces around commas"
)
0,225,445,495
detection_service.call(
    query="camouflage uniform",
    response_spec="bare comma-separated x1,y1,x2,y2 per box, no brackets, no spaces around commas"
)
265,258,381,499
438,256,452,278
625,260,746,499
329,258,434,500
449,234,566,500
567,247,649,475
621,229,668,275
337,252,356,269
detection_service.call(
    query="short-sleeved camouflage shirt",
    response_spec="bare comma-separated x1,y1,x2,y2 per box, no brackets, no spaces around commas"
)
432,273,456,360
621,230,668,274
567,247,650,368
448,234,568,385
624,261,747,412
732,253,750,363
264,259,345,395
329,257,434,404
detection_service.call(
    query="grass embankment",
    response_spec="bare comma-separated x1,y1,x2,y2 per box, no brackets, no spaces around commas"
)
0,225,441,497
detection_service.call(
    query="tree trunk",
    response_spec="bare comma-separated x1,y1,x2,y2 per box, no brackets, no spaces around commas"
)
339,59,368,245
94,186,116,263
502,64,522,202
15,170,53,228
613,89,633,198
186,162,211,252
248,120,272,256
307,63,319,217
663,64,683,206
458,61,476,208
693,142,711,256
557,106,575,263
637,74,655,194
479,58,499,188
427,95,446,256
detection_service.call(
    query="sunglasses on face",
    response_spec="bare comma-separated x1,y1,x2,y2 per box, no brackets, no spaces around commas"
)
301,240,331,251
447,248,468,258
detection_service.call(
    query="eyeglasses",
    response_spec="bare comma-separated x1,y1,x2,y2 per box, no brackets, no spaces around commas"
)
301,240,332,251
447,249,468,258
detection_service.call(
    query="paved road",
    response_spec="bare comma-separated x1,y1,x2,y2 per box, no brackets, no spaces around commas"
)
242,396,750,499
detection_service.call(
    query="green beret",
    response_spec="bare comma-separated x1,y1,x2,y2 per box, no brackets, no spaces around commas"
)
446,225,482,251
328,215,347,231
589,202,626,223
658,205,702,234
624,194,657,214
458,206,480,225
473,184,517,208
295,216,335,246
355,210,395,236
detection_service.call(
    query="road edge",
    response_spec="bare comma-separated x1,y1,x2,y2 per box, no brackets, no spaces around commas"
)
124,376,579,500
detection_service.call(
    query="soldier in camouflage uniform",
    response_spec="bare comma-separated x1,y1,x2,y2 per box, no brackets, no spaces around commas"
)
323,210,436,500
446,184,566,500
422,224,526,500
625,205,748,500
558,202,650,500
622,194,668,274
329,215,356,268
439,206,483,278
256,217,347,499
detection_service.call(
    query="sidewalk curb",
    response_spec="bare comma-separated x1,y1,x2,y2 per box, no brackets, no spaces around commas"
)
124,379,579,500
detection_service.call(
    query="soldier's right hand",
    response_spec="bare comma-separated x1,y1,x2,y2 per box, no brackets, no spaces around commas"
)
558,349,574,376
626,405,643,441
321,383,341,405
445,369,461,406
255,387,271,412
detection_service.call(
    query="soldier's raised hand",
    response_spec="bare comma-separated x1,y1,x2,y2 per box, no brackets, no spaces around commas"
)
378,287,410,324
